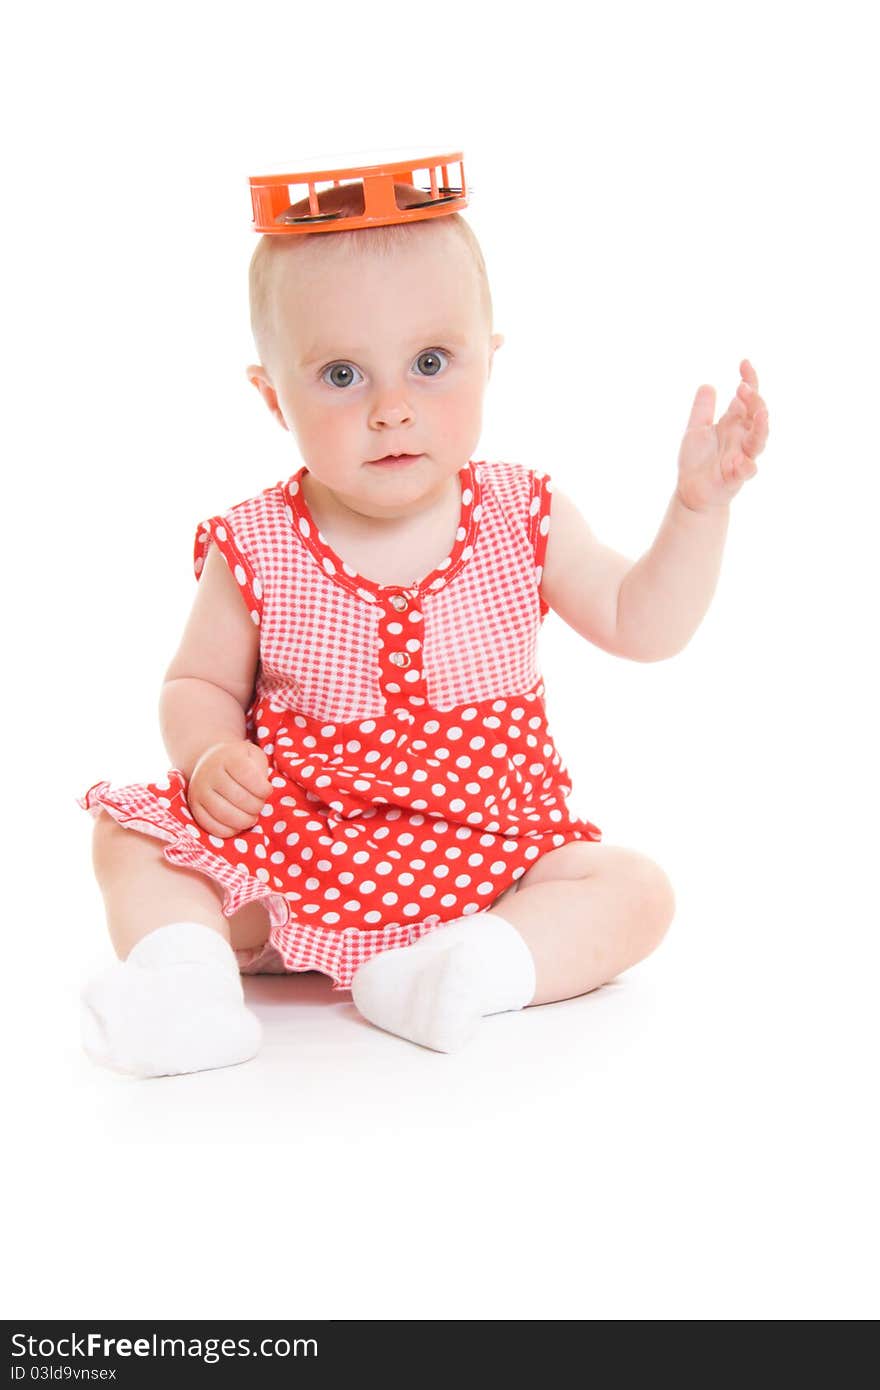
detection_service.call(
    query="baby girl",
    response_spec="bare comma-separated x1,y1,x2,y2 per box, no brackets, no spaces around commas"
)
78,176,769,1077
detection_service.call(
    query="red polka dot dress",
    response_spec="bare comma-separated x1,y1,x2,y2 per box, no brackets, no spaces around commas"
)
78,459,602,990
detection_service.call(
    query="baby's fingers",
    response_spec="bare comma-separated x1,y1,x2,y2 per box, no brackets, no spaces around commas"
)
743,406,769,459
197,782,264,833
736,379,769,425
187,795,245,839
226,745,273,801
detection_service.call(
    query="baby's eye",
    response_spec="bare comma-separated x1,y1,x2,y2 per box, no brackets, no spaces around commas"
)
322,362,364,390
413,349,449,377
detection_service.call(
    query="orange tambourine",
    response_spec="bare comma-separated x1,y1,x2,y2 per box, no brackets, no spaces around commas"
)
249,147,468,234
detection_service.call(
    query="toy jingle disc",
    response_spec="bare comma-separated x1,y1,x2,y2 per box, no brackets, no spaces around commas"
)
248,148,468,234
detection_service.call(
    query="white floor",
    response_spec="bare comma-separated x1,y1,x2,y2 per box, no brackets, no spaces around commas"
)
10,832,878,1322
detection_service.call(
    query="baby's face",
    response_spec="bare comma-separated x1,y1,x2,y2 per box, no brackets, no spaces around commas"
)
248,232,502,520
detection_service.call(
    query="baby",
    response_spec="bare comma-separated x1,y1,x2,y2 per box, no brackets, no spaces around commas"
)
78,177,769,1077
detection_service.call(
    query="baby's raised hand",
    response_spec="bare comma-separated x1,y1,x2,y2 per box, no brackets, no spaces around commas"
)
187,740,273,839
676,359,770,512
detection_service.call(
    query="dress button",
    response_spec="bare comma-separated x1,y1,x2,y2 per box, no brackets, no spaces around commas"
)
389,651,411,668
389,593,409,612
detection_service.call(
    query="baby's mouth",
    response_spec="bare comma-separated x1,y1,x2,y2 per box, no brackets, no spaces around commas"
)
366,453,423,467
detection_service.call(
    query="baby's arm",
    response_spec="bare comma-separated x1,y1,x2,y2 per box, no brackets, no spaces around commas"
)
541,366,768,662
539,484,636,658
159,542,261,780
541,482,729,662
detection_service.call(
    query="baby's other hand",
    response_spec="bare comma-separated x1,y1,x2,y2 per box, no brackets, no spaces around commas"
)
187,740,273,839
676,359,770,512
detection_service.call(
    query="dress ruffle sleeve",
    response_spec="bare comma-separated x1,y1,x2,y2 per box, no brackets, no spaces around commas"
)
193,515,264,627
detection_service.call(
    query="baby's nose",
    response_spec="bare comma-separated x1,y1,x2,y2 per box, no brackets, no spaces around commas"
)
369,398,414,428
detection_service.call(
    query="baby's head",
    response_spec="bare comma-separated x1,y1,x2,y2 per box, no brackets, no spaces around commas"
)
246,182,503,520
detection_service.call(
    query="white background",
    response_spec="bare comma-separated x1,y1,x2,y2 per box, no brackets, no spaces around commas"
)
4,0,877,1321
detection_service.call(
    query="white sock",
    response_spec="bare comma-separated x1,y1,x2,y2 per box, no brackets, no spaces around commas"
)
350,911,536,1053
81,921,262,1078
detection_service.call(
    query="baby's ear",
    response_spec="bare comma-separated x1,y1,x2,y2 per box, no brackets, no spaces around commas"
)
245,365,289,432
488,333,505,378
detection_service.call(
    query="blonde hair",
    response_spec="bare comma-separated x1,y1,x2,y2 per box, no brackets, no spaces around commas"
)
248,182,493,371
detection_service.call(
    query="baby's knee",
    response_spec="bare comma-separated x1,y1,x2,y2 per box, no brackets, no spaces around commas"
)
630,853,676,940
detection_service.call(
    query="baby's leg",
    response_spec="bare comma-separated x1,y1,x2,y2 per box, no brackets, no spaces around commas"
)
351,844,675,1052
81,814,261,1078
493,843,676,1006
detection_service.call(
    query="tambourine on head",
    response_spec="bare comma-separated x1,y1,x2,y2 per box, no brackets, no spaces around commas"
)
248,148,468,235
